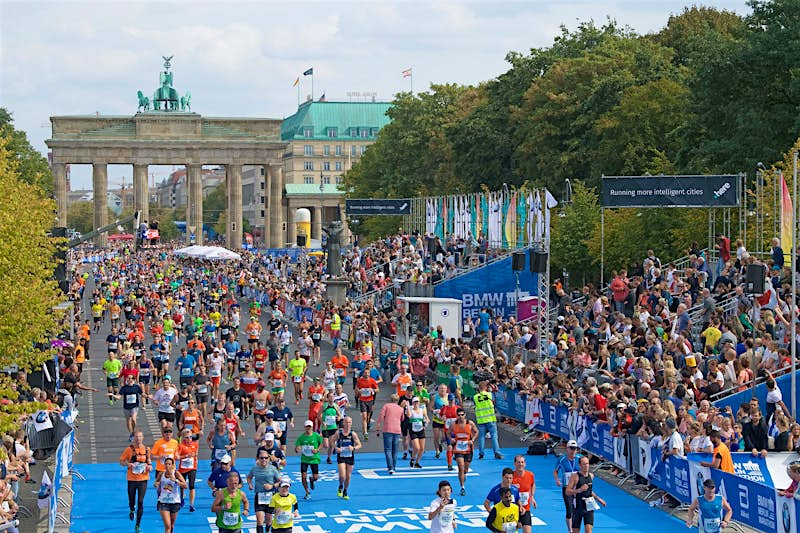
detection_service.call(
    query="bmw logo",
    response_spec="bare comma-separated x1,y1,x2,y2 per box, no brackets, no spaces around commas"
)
36,411,48,424
441,308,449,317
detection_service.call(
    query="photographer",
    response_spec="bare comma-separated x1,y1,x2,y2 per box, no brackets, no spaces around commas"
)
428,480,457,533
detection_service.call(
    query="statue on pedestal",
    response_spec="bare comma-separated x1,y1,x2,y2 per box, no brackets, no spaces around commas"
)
323,220,344,276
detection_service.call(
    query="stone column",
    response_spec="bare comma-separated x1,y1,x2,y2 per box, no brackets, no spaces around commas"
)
133,164,149,225
187,164,203,245
339,200,352,245
313,205,323,242
287,202,297,247
226,164,243,249
93,163,108,247
52,163,68,227
264,165,272,248
269,165,284,248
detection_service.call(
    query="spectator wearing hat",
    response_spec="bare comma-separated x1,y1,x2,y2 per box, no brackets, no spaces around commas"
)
207,454,240,493
256,431,286,469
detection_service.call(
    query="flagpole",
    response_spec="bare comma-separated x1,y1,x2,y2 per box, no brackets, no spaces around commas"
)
312,73,315,101
410,71,413,95
792,149,797,419
297,81,300,107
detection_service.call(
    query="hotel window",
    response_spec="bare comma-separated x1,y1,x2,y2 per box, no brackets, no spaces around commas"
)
335,176,344,184
327,127,337,138
304,161,314,171
360,128,369,138
351,145,357,157
323,145,330,156
360,145,367,155
335,145,342,156
304,145,314,156
323,161,331,171
303,175,314,184
335,161,342,171
323,175,331,185
303,127,313,137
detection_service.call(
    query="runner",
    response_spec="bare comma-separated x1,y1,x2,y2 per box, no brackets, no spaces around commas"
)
207,417,237,468
331,348,349,386
307,377,326,432
355,364,379,440
138,352,153,404
247,448,281,533
406,396,429,468
450,407,477,495
322,360,337,395
294,420,323,500
115,374,143,440
156,457,187,533
271,397,294,452
428,480,457,533
193,364,212,415
685,478,732,533
222,402,245,464
309,317,323,367
151,426,180,483
252,341,268,377
268,478,300,533
333,415,362,499
246,315,263,352
211,471,249,533
484,468,520,511
553,440,583,533
151,377,178,431
177,427,200,512
207,453,241,493
298,330,313,366
278,324,293,367
119,430,151,533
318,393,342,464
103,351,123,406
565,456,607,533
224,335,240,381
431,384,449,459
288,350,308,405
175,347,197,390
252,380,272,428
485,487,520,533
208,348,225,402
179,397,204,437
511,455,537,533
440,394,460,472
269,361,288,402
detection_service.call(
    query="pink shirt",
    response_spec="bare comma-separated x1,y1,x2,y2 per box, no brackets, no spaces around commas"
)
377,402,405,434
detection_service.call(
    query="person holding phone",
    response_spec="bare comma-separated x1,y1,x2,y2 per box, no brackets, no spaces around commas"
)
428,480,457,533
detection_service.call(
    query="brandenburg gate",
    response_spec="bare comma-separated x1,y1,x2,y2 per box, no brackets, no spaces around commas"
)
46,57,286,248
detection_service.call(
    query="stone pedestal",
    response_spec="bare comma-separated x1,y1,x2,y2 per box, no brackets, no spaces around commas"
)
133,164,149,224
325,278,349,307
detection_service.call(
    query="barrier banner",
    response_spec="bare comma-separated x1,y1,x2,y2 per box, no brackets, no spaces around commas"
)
294,306,314,323
601,175,740,207
709,467,789,533
629,435,653,478
648,453,692,504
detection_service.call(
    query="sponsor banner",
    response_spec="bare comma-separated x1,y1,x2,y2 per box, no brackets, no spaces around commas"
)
434,255,538,320
346,198,411,215
649,453,692,504
601,175,739,207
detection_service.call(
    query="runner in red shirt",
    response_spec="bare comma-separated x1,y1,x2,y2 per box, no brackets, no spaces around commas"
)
355,373,379,439
307,378,326,431
512,455,537,533
252,342,268,376
439,394,460,471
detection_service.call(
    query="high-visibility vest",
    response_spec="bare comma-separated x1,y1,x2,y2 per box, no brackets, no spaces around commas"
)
331,314,341,331
490,502,519,532
473,391,496,424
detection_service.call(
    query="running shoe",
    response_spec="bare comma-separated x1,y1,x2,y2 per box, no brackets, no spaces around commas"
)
478,453,484,460
402,452,408,460
447,465,454,471
134,526,140,533
310,477,315,490
434,451,440,459
460,487,466,496
129,510,134,521
388,469,394,475
363,432,369,441
494,453,504,460
327,458,332,464
304,492,311,500
190,506,195,512
337,489,343,497
414,463,422,469
343,494,350,500
409,459,414,467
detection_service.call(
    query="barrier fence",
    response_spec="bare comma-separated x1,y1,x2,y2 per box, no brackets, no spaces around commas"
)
484,385,800,533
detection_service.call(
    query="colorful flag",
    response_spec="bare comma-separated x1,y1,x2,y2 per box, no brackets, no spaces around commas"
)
780,173,793,263
292,77,299,87
303,68,314,76
402,68,412,78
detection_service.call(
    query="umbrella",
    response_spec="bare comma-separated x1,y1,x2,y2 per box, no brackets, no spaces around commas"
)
204,247,242,261
51,339,73,348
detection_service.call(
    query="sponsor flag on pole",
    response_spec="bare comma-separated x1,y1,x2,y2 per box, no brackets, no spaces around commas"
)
781,173,793,264
402,68,412,78
303,67,314,76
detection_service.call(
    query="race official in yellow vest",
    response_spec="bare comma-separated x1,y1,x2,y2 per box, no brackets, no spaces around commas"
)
473,380,503,460
330,309,341,350
485,486,520,532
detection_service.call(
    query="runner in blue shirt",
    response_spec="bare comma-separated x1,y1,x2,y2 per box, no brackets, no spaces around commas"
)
175,349,197,389
553,440,583,533
483,468,520,511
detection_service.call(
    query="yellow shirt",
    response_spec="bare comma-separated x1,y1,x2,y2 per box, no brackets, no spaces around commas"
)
701,327,721,349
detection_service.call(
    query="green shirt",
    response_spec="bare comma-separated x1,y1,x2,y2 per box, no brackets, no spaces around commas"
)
321,405,338,431
414,387,430,402
295,432,323,464
215,488,243,529
288,358,307,378
103,359,123,378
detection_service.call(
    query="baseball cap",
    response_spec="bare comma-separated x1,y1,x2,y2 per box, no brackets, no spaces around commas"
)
412,396,420,402
219,454,232,464
266,410,274,417
257,380,266,388
304,420,314,427
447,393,456,401
279,479,291,487
163,375,172,381
617,403,627,410
567,440,578,448
264,433,275,441
703,478,715,488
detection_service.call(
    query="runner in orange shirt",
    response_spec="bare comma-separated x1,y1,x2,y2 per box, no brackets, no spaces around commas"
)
151,427,180,482
177,428,200,512
331,349,349,386
511,454,537,533
119,430,151,531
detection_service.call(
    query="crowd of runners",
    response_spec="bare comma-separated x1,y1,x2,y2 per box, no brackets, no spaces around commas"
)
43,229,779,533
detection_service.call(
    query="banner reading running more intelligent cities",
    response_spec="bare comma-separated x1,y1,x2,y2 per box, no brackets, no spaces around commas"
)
601,175,740,208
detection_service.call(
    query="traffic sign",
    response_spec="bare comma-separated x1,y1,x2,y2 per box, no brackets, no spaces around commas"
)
345,198,411,215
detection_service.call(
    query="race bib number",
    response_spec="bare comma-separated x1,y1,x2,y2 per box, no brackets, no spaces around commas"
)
181,367,191,376
301,445,315,457
109,372,118,379
412,420,424,432
277,421,287,431
197,385,208,394
255,361,265,369
255,401,266,411
179,457,194,470
401,383,410,390
276,511,292,525
214,449,228,460
324,415,336,427
439,505,455,526
335,368,345,377
502,522,517,532
584,496,600,512
131,462,146,475
179,401,189,411
223,511,239,526
257,491,270,505
311,393,322,402
210,368,221,377
519,491,530,507
293,375,303,383
273,379,283,388
563,472,575,486
703,518,721,532
455,440,469,452
360,388,373,398
125,394,137,405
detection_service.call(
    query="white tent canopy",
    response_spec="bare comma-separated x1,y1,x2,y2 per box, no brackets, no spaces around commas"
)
173,245,242,261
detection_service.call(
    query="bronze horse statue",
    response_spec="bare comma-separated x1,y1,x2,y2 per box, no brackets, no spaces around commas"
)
136,91,150,112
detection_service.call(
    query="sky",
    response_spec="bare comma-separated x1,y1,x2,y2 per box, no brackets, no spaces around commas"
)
1,0,746,190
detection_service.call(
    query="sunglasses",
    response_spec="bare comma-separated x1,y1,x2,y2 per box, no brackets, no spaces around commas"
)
258,456,269,460
568,446,578,449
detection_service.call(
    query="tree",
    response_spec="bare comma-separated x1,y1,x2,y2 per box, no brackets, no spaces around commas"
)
0,108,52,196
550,181,601,284
67,201,115,234
0,134,63,434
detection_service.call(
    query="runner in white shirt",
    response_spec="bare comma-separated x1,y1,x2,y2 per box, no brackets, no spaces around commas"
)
150,377,179,431
208,349,225,403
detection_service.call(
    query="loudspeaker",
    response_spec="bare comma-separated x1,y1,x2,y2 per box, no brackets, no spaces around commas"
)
296,234,307,247
529,250,548,273
745,264,766,295
512,251,525,271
